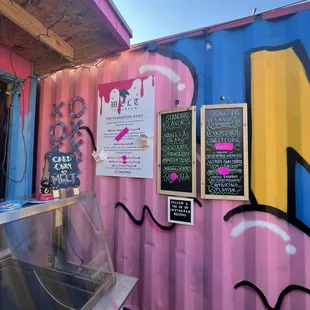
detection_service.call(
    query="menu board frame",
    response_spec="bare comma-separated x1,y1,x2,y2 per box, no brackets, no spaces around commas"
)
157,107,196,197
201,103,249,200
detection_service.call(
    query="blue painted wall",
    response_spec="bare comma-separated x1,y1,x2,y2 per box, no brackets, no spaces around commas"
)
0,70,37,250
163,9,310,133
2,75,37,199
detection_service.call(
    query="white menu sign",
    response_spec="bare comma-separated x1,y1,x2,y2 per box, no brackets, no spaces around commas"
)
97,76,155,178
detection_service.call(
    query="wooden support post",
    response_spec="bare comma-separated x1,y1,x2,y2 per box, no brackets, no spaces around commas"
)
53,190,60,199
73,188,79,196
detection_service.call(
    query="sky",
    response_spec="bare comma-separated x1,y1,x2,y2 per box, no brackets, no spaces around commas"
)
112,0,308,44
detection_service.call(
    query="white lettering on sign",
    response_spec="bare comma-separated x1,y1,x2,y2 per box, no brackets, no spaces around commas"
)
54,163,73,170
52,156,72,163
51,173,76,185
45,151,80,190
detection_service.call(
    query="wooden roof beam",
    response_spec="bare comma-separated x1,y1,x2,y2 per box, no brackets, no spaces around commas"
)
0,0,74,61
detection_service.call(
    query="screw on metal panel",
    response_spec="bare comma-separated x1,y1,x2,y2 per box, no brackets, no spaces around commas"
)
220,96,226,103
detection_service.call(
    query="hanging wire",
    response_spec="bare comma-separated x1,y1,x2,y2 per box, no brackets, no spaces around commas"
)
1,89,28,183
0,14,28,183
46,0,68,31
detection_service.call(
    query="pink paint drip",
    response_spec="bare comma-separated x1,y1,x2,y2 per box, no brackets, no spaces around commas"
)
215,143,233,151
170,172,178,181
115,127,129,142
98,76,152,115
218,167,229,175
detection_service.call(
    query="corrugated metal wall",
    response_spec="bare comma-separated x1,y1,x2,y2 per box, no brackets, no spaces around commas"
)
36,6,310,310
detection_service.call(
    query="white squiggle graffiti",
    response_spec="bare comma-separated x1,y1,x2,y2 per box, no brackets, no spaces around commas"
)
231,220,296,255
196,154,201,162
139,65,186,92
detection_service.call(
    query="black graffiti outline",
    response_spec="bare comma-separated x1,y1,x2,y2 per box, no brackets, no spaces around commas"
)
224,148,310,237
235,280,310,310
155,47,198,108
116,198,202,231
115,202,176,231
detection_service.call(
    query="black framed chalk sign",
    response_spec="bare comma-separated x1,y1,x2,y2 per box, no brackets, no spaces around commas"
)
201,104,249,200
157,107,196,197
168,196,194,225
45,152,80,190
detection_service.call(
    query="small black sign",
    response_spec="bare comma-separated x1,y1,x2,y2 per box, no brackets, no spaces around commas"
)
158,107,196,197
201,104,249,200
45,152,80,190
168,197,194,225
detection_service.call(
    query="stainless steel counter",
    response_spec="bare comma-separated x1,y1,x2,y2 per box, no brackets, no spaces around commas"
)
0,192,95,225
93,273,138,310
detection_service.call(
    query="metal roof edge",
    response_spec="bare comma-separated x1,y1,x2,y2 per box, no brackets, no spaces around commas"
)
107,0,133,37
130,1,310,50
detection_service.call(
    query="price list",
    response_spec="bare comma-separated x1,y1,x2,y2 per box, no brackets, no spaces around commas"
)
158,107,196,197
201,104,249,200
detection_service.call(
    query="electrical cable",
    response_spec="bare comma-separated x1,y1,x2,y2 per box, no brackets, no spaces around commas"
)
79,126,97,152
46,0,68,31
1,87,28,183
0,14,28,183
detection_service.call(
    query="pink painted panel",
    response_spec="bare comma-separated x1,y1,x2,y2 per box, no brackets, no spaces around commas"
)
36,46,310,310
0,44,32,79
0,44,32,116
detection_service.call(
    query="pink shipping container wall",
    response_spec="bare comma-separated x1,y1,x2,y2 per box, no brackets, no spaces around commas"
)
36,4,310,310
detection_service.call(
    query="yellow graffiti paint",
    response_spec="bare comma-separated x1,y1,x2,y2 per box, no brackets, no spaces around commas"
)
251,47,310,212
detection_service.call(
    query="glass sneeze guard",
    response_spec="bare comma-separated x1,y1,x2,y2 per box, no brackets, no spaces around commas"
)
0,191,116,310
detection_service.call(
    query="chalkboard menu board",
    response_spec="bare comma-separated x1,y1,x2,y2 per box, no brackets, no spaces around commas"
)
168,196,194,225
45,152,80,190
201,104,249,200
157,107,196,197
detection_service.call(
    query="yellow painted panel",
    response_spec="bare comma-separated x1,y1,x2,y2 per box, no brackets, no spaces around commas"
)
251,48,310,213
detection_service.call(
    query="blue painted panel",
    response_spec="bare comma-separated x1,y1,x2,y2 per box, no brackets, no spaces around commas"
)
6,77,37,199
295,162,310,228
26,78,37,196
0,71,37,251
6,90,27,198
162,9,310,133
